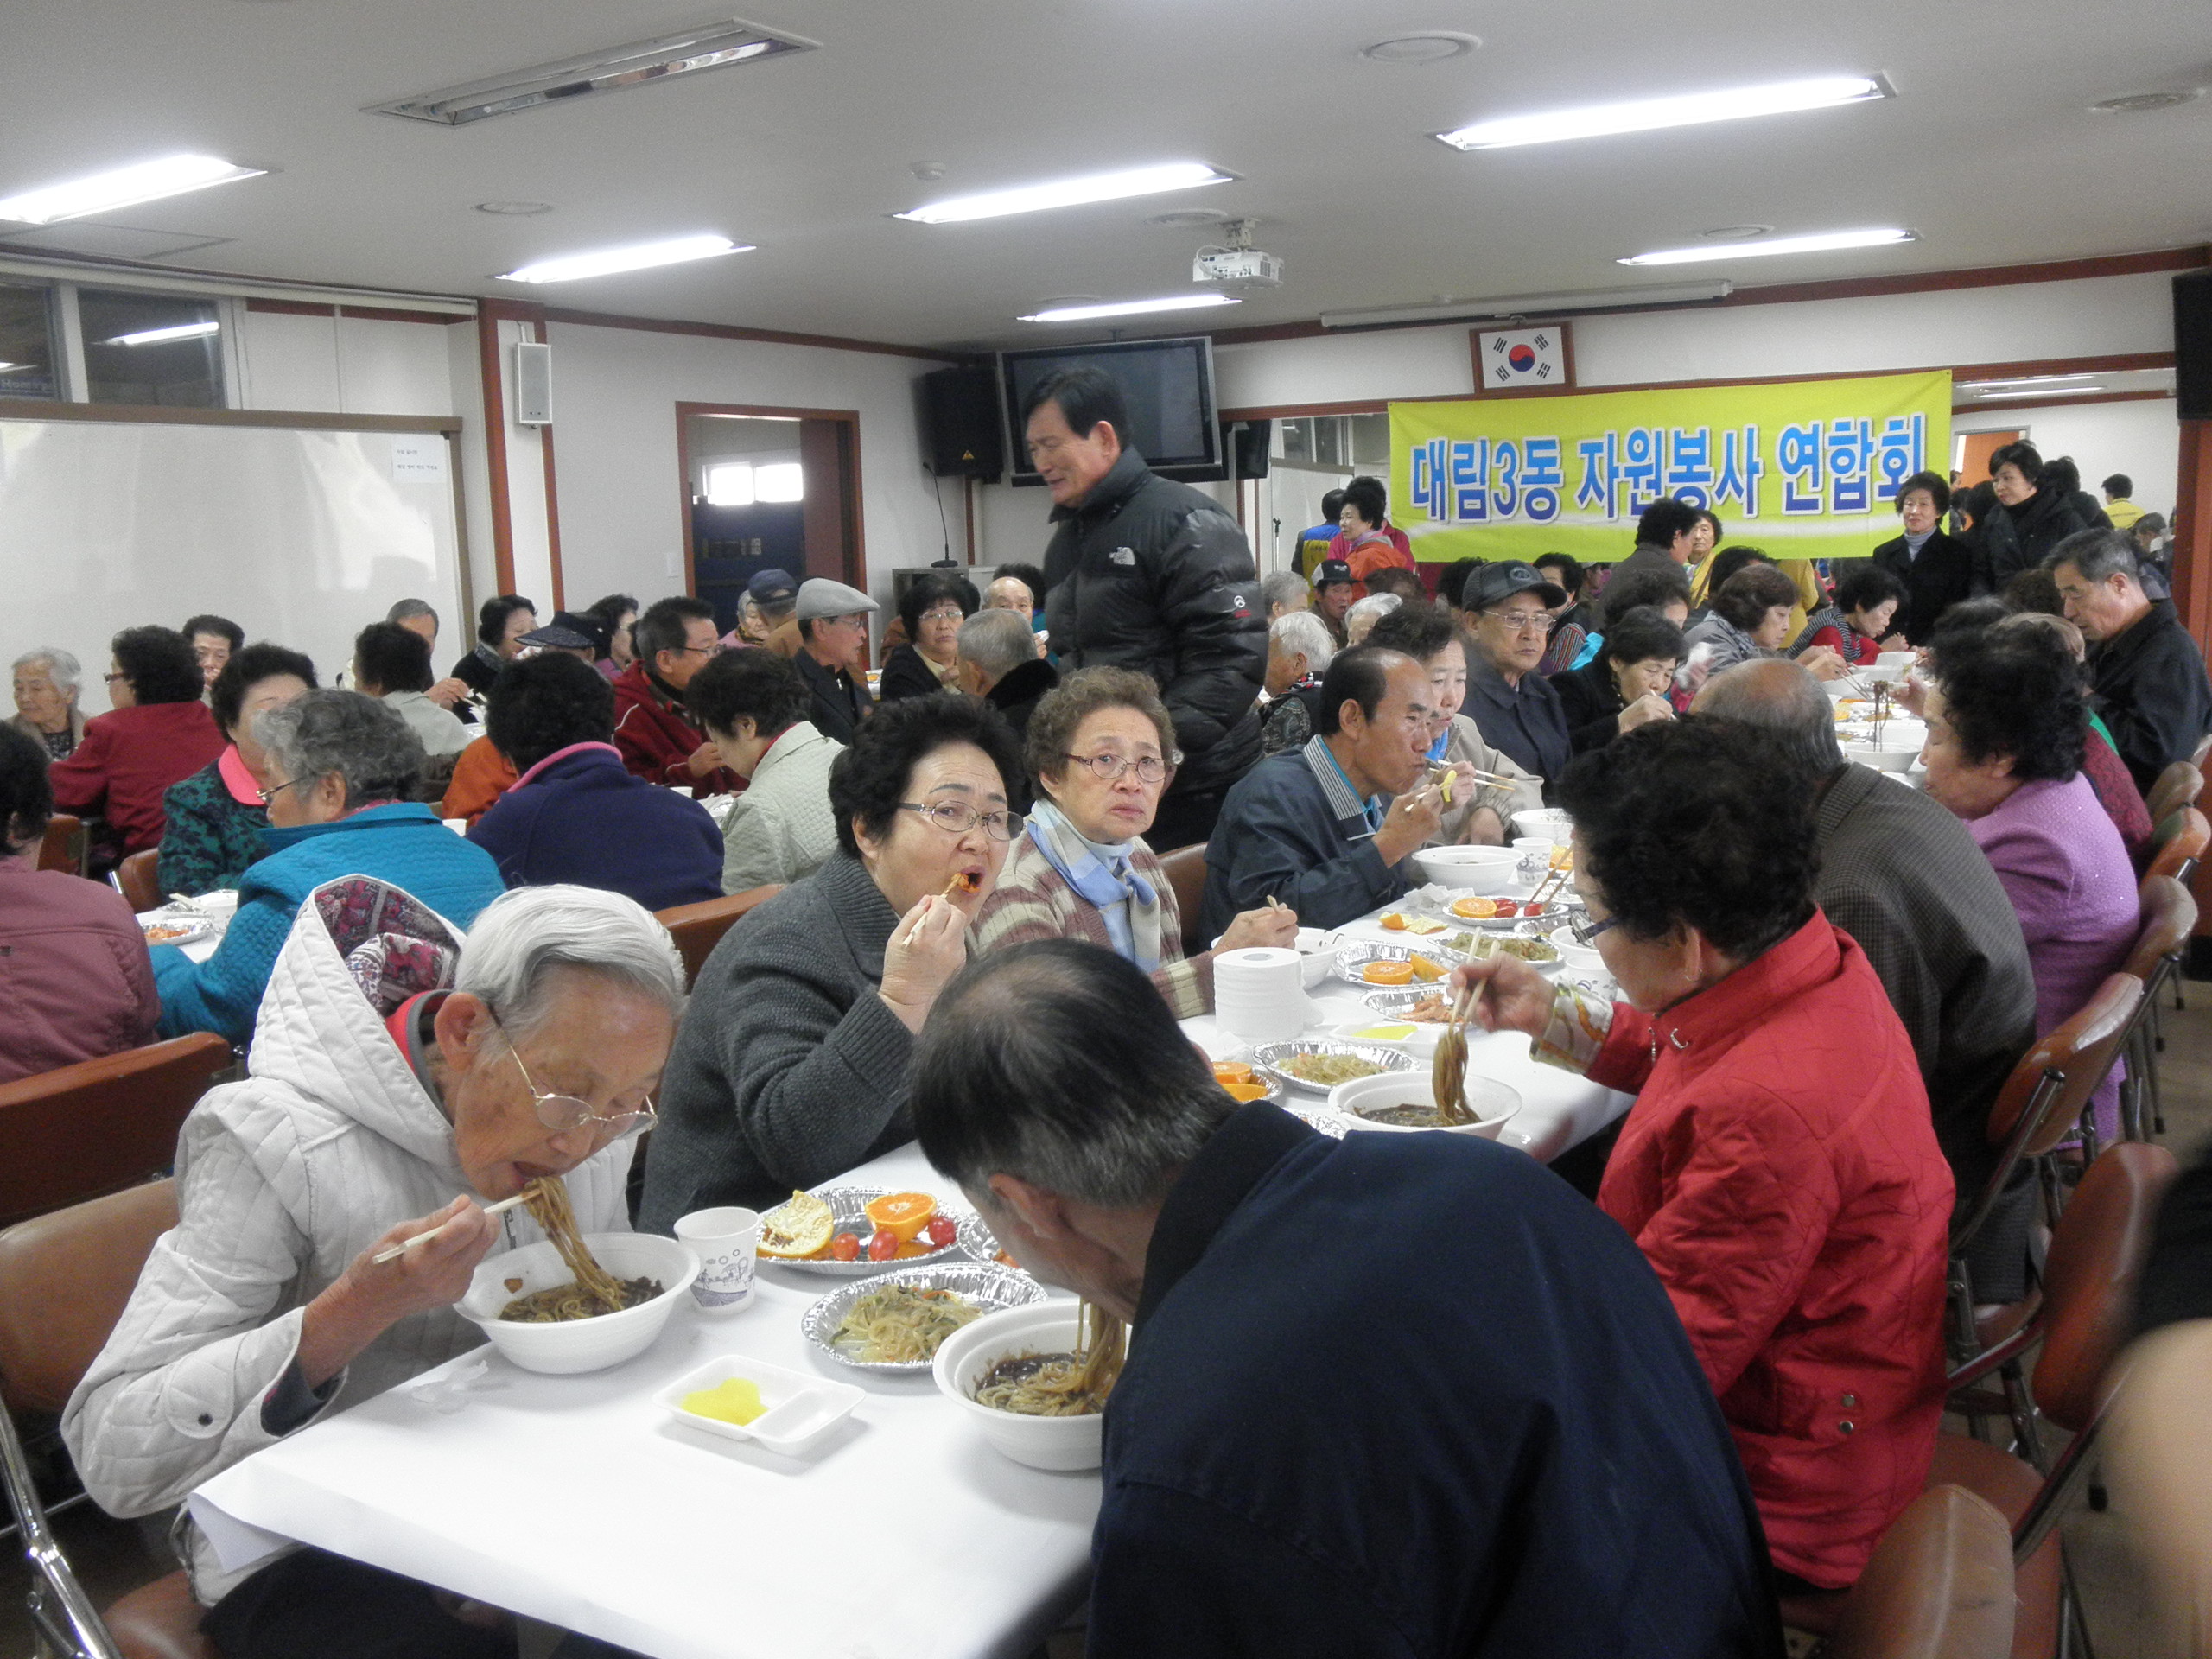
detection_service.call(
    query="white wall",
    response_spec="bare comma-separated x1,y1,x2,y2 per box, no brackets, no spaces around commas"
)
235,309,457,418
1955,397,2180,520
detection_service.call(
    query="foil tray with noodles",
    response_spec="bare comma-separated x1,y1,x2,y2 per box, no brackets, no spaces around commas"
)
1245,1039,1419,1095
801,1262,1046,1374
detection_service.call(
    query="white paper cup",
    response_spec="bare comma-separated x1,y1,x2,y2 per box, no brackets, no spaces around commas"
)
676,1206,760,1314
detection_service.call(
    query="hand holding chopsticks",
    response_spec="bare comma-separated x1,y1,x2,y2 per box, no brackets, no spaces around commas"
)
372,1190,531,1264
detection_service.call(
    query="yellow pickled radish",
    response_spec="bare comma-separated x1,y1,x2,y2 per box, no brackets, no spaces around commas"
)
681,1376,766,1425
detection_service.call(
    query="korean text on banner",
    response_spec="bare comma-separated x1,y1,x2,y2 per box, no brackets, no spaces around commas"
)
1390,371,1952,564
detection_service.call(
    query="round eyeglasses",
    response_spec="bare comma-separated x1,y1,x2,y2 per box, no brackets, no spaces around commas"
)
493,1016,658,1138
897,800,1024,841
1060,752,1177,785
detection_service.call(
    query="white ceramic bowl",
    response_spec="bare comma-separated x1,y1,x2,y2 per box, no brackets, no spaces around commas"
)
1411,844,1521,893
1843,742,1917,773
1325,1070,1522,1139
1509,808,1574,846
933,1301,1105,1471
1858,662,1910,685
1548,926,1605,975
1876,651,1916,670
461,1232,699,1375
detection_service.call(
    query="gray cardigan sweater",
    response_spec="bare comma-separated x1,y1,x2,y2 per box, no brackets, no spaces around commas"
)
638,852,916,1230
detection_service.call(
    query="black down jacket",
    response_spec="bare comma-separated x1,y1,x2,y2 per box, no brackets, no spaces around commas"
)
1979,487,2088,591
1041,448,1266,796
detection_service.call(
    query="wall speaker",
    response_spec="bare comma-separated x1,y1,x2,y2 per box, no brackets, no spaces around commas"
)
919,365,1003,480
2177,270,2212,422
1230,419,1273,480
512,340,553,426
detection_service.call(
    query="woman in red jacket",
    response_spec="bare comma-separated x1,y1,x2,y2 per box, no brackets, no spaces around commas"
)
48,626,225,870
1452,719,1952,1592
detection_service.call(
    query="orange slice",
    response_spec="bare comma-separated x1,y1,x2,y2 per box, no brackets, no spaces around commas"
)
1379,912,1408,931
757,1190,834,1259
863,1191,937,1243
1211,1060,1255,1085
1450,895,1497,919
1407,954,1446,982
1363,960,1414,985
1220,1080,1270,1102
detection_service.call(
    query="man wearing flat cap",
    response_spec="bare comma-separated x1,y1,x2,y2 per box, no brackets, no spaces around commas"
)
791,578,876,745
1460,562,1573,797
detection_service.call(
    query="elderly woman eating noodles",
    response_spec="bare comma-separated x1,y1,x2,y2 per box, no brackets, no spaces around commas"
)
973,667,1297,1014
1452,720,1952,1592
639,695,1026,1229
65,881,683,1657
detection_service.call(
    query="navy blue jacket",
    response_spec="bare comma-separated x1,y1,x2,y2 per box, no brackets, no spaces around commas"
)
467,743,722,912
1199,737,1414,938
1466,658,1571,797
1092,1103,1783,1659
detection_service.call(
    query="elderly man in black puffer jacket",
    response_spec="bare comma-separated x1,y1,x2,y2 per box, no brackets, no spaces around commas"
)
1026,365,1266,850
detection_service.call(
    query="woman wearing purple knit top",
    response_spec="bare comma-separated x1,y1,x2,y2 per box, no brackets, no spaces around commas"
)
1920,626,2135,1142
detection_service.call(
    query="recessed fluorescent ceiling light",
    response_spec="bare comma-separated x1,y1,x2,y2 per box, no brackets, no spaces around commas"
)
1974,385,2105,398
1619,228,1916,265
0,154,264,226
105,321,221,346
899,162,1233,225
1437,73,1891,149
1019,294,1241,323
371,20,815,125
497,233,749,283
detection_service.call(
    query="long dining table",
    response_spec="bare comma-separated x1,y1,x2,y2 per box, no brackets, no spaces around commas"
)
184,896,1631,1659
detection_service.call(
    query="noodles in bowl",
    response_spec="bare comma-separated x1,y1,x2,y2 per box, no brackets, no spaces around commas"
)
461,1211,698,1376
496,1178,664,1323
934,1301,1125,1469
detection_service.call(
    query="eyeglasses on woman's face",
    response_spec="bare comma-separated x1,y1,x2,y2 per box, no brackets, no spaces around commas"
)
897,800,1023,841
918,606,964,626
1060,751,1175,785
1567,910,1623,948
255,777,308,806
492,1015,658,1139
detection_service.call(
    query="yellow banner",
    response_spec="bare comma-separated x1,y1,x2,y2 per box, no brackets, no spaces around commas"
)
1389,370,1951,563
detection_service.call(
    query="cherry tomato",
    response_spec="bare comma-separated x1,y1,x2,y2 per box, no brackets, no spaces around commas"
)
1523,900,1547,918
1493,899,1519,918
923,1216,957,1249
866,1230,899,1262
828,1233,861,1262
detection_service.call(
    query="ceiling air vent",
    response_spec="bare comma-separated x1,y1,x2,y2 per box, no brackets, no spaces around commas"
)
369,18,817,125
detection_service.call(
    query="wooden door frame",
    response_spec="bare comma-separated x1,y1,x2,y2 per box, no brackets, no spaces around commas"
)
673,401,867,601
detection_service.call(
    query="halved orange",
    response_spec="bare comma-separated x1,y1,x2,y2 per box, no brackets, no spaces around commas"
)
757,1190,835,1259
1220,1080,1270,1103
1451,895,1497,919
1379,912,1408,931
1211,1060,1255,1085
864,1191,938,1243
1363,960,1414,985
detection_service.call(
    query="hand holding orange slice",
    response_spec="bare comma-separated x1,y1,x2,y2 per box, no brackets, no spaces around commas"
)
862,1192,938,1243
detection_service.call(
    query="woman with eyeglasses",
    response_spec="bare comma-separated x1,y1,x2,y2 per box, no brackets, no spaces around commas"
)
639,695,1026,1229
878,571,978,702
152,690,507,1046
69,880,681,1657
973,668,1298,1015
47,625,226,872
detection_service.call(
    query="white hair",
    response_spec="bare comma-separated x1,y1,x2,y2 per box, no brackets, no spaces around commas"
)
957,607,1037,680
13,647,80,690
454,884,687,1041
1269,610,1334,672
1344,592,1402,644
1260,570,1309,612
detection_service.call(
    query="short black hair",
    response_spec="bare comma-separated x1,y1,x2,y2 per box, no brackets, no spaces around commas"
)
1319,488,1348,524
1712,565,1798,632
584,593,639,632
899,571,979,641
1705,545,1774,595
1896,470,1952,516
1598,563,1693,628
2001,566,2065,617
1834,564,1905,617
1988,442,2044,486
634,595,715,666
1920,596,2014,677
110,626,205,705
182,614,243,652
1600,606,1685,671
353,622,432,696
210,642,318,734
1314,645,1402,736
485,652,616,773
994,562,1050,601
1634,498,1700,548
1935,627,2086,784
685,647,809,742
1021,365,1129,448
1694,508,1724,542
828,694,1025,858
1365,602,1458,664
1435,558,1484,609
2041,455,2082,497
1532,552,1583,596
1958,480,1998,525
1558,718,1816,959
0,725,54,859
2104,474,2133,497
1343,475,1388,525
476,594,537,647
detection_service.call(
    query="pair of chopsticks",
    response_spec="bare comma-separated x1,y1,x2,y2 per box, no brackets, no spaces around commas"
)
1524,863,1572,912
371,1191,531,1265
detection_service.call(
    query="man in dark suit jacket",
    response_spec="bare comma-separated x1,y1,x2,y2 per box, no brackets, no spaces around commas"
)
1872,470,1978,644
790,578,878,745
2056,530,2212,794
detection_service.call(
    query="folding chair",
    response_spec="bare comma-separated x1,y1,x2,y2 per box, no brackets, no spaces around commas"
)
2115,876,2194,1142
112,851,162,916
1155,842,1211,958
654,884,781,988
1821,1485,2015,1659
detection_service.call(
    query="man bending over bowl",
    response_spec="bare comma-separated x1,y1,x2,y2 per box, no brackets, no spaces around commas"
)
65,880,683,1659
911,939,1783,1658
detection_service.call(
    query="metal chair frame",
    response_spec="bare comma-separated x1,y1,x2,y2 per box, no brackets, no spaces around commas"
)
0,1399,123,1659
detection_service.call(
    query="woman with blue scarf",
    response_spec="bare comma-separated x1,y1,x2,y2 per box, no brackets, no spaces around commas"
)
973,668,1298,1015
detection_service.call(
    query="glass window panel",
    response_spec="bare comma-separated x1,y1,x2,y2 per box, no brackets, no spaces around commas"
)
0,284,59,401
704,461,755,505
753,461,804,501
1313,416,1346,467
1279,418,1313,463
79,289,225,407
1351,411,1390,466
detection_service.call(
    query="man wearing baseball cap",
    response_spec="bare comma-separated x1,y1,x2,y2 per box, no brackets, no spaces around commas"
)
515,612,609,663
791,577,877,744
1313,559,1357,652
1460,562,1573,796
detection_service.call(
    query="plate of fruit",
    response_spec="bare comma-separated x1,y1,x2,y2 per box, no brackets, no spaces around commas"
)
754,1186,978,1276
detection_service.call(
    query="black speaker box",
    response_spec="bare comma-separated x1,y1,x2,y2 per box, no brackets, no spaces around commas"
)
1230,419,1273,480
2176,270,2212,421
920,365,1004,480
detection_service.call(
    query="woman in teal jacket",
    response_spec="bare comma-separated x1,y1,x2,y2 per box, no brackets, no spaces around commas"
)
154,690,506,1046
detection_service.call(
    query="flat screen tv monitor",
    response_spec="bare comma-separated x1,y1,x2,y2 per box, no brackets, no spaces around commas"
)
998,336,1223,486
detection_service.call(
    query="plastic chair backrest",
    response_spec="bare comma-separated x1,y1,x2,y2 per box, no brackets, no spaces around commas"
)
0,1033,232,1227
115,849,162,914
0,1179,177,1414
654,885,782,988
2146,806,2210,884
1825,1484,2015,1659
1982,974,2141,1160
37,813,86,876
2145,761,2205,826
1156,842,1211,957
2031,1140,2179,1434
2126,875,2196,983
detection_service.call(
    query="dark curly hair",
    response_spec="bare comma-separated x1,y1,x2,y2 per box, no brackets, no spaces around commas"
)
1024,666,1176,789
182,614,243,652
210,643,318,735
110,626,206,705
1930,628,2086,784
0,725,54,859
1599,607,1685,672
1704,545,1773,595
1532,552,1583,597
1920,597,2012,677
1364,601,1459,664
828,695,1025,859
1634,498,1700,547
352,622,432,696
1597,563,1692,629
2002,566,2065,617
485,652,615,773
1710,564,1798,633
685,648,809,741
475,594,537,648
898,572,979,643
1834,564,1904,619
1558,718,1817,961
